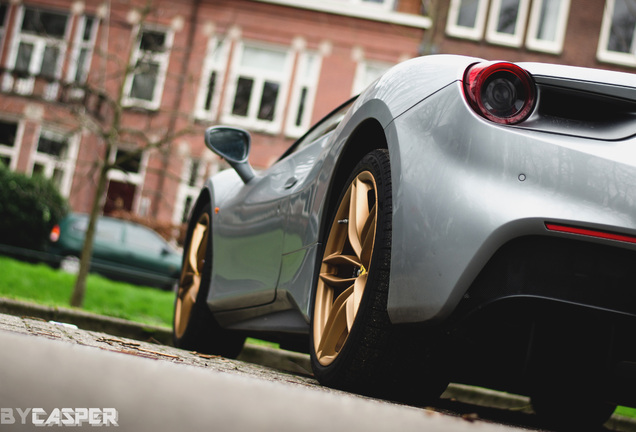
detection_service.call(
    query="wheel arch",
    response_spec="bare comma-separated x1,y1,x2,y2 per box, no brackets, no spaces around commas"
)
319,118,389,244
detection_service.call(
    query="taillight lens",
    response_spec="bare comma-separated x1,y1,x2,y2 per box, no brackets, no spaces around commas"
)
463,62,536,124
50,224,60,242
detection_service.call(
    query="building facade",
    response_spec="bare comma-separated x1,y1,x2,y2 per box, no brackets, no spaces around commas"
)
0,0,634,236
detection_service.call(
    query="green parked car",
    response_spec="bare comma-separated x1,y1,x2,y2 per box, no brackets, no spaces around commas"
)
49,213,181,290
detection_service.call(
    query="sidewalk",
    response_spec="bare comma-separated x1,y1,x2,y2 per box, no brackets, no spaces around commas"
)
1,297,634,431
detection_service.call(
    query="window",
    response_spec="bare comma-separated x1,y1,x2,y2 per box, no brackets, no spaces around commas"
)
446,0,490,40
194,37,230,120
72,217,124,244
485,0,530,47
173,158,216,224
3,6,69,97
448,0,569,52
107,148,146,184
126,224,168,253
285,51,322,138
105,147,146,215
123,27,173,110
281,97,355,160
526,0,570,53
352,59,393,95
113,148,142,174
0,119,19,169
30,130,78,196
598,0,636,66
0,3,8,46
67,15,99,86
223,42,293,133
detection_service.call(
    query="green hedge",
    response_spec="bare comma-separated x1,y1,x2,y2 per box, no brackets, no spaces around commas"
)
0,163,69,250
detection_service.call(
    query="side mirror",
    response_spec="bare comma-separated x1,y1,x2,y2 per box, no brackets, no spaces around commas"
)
204,126,256,183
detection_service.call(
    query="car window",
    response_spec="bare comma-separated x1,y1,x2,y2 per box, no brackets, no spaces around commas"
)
125,223,167,253
278,96,356,161
95,219,125,243
70,217,124,244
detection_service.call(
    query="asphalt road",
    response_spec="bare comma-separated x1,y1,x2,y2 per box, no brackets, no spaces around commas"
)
0,313,532,432
0,313,632,432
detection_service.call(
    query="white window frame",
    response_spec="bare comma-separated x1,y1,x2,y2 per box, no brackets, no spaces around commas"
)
222,41,294,134
485,0,531,47
29,129,79,197
343,0,396,10
3,6,70,98
285,50,322,138
351,58,393,96
0,118,23,171
194,36,230,121
525,0,570,54
66,14,99,86
123,25,174,110
598,0,636,67
446,0,490,40
106,146,148,214
172,157,217,224
250,0,430,28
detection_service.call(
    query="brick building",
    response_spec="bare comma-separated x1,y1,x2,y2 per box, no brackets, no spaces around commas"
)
0,0,634,232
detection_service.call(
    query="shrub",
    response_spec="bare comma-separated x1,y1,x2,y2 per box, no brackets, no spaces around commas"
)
0,163,69,250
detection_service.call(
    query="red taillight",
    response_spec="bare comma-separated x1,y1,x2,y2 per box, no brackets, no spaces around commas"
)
463,61,536,125
545,223,636,245
50,224,60,242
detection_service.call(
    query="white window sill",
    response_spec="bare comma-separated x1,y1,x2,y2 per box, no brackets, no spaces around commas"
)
597,50,636,68
250,0,431,29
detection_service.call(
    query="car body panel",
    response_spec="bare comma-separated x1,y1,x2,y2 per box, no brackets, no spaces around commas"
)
196,54,636,327
386,82,636,323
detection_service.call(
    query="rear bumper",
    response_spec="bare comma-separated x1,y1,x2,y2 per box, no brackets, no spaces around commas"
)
444,295,636,407
441,234,636,407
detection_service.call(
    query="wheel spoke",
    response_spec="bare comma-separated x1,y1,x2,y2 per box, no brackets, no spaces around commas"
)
189,220,208,274
316,285,354,361
359,204,376,268
313,170,378,366
175,212,209,339
348,177,372,259
319,272,356,289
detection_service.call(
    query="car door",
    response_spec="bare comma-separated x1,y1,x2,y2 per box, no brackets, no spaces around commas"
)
123,223,181,284
89,218,127,273
209,159,297,311
208,99,355,311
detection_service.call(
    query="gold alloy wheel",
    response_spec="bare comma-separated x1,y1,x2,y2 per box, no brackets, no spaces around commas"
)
313,171,378,366
174,211,210,339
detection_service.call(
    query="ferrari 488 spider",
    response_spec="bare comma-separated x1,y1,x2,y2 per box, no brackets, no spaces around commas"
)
173,54,636,428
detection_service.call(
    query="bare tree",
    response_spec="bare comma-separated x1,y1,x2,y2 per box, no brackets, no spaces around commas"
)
64,1,200,307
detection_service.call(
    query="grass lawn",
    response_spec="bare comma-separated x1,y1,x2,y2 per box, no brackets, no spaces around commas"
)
0,255,277,349
0,255,174,327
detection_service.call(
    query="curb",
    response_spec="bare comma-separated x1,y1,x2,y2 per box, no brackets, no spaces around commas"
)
0,297,173,345
1,297,635,431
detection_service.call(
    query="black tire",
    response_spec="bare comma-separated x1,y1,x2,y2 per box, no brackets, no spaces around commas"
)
173,204,245,358
309,149,448,403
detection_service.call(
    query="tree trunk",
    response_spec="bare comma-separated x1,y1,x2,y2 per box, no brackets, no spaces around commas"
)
69,155,110,307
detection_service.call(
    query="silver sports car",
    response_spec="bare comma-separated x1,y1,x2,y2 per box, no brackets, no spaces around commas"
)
173,54,636,428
